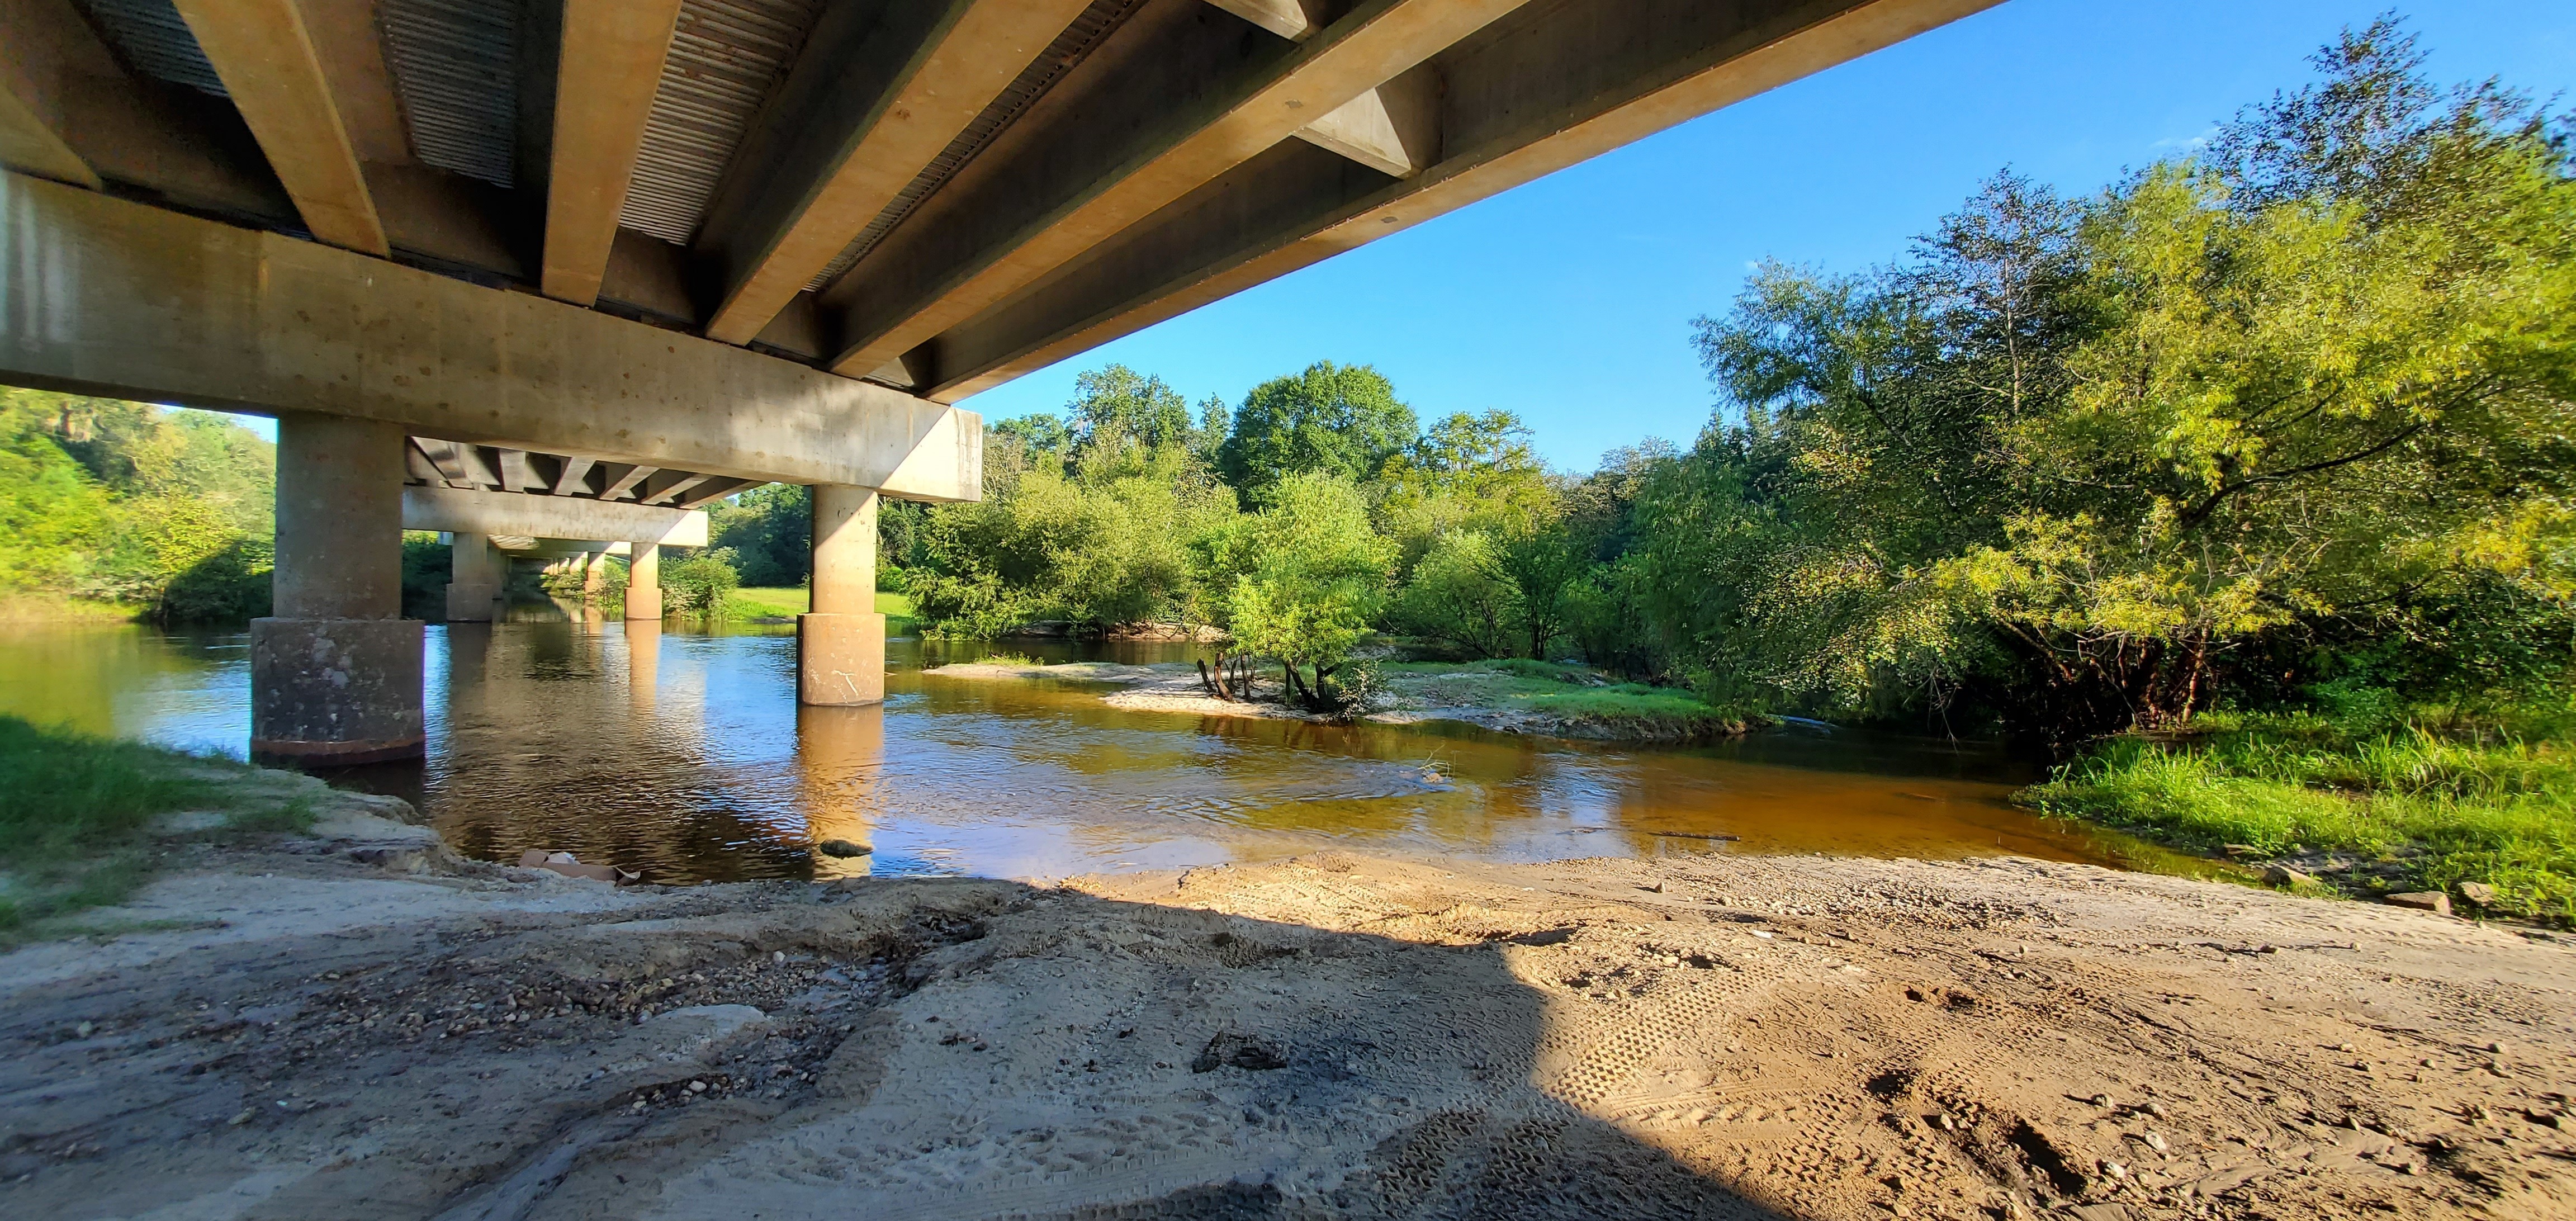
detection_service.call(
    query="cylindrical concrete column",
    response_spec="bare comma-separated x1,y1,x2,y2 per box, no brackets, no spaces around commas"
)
626,543,662,620
444,533,504,621
251,413,424,765
798,484,884,705
584,548,612,600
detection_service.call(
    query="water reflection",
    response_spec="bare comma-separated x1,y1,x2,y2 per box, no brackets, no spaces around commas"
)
799,703,881,881
0,621,2172,884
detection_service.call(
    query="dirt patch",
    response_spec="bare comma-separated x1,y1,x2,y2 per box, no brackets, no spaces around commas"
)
4,834,2572,1218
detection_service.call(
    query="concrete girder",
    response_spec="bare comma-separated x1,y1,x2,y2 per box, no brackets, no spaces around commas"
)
0,172,982,501
401,485,710,547
1203,0,1331,41
915,0,2003,401
1291,63,1440,179
0,0,98,188
818,0,1534,381
541,0,685,306
697,0,1095,346
171,0,387,256
296,0,414,168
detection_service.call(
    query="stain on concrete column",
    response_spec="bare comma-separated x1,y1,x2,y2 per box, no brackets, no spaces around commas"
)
626,542,663,620
799,484,884,706
251,413,424,765
444,532,504,622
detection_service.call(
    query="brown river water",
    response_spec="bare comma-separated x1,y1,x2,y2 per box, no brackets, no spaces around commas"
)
0,614,2189,884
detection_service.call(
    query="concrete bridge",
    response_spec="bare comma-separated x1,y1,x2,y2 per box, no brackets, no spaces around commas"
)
0,0,1992,763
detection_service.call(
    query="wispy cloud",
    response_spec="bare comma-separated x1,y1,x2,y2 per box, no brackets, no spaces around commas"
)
2149,126,2220,153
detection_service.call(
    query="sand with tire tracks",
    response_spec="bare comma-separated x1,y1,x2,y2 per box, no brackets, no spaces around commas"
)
2,792,2571,1219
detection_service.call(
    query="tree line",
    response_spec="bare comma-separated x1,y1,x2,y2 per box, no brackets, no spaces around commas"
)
0,392,276,620
859,21,2574,740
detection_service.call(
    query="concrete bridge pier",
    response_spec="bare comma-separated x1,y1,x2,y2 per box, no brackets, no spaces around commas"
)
445,533,505,622
626,543,663,621
250,414,425,766
799,484,886,706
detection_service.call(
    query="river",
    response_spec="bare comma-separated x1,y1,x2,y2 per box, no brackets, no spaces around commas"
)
0,616,2186,884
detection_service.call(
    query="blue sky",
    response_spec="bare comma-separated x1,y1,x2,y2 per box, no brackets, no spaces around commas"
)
961,0,2576,471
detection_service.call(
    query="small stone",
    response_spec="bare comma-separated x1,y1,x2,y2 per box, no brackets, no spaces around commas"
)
2101,1160,2127,1179
228,1110,254,1127
2457,881,2497,907
2090,1094,2112,1108
772,950,787,964
2338,1043,2356,1053
688,1080,707,1093
2264,864,2312,887
74,1021,94,1038
2385,892,2452,917
817,839,872,858
2144,1132,2167,1152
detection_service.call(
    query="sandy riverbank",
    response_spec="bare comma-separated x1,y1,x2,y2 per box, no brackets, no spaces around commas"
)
925,659,1753,741
3,796,2572,1219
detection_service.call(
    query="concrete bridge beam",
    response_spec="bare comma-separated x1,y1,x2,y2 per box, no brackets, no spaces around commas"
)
799,484,884,706
251,412,423,766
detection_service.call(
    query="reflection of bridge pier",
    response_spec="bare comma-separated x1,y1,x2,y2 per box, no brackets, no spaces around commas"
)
799,703,886,881
0,0,1981,765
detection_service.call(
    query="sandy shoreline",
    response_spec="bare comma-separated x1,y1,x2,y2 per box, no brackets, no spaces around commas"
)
924,660,1727,739
3,792,2572,1220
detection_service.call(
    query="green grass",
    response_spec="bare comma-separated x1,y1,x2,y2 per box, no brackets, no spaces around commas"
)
2020,707,2576,923
0,716,310,938
727,588,915,624
1377,660,1758,741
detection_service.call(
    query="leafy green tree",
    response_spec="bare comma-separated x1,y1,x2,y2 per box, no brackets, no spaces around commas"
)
1066,365,1200,458
1201,472,1394,709
1486,523,1588,660
708,482,813,588
1642,18,2576,737
0,390,278,618
1215,362,1417,494
1375,409,1556,569
908,441,1236,636
1385,529,1515,658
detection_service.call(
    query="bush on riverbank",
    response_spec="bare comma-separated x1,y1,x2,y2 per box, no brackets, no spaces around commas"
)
2021,706,2576,923
0,716,309,938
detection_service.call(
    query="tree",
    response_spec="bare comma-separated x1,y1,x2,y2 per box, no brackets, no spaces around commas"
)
707,482,812,588
1486,523,1588,660
1385,529,1516,658
1199,472,1394,710
1642,18,2576,737
1215,362,1417,494
1375,409,1557,569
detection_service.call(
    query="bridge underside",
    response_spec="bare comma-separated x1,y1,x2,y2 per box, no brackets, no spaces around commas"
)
0,0,1995,763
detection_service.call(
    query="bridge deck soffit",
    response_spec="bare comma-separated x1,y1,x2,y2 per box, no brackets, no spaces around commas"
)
0,0,1997,408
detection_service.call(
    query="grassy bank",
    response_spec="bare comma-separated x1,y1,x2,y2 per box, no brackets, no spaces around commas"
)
1378,660,1759,741
0,717,311,939
2021,707,2576,924
727,588,915,629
